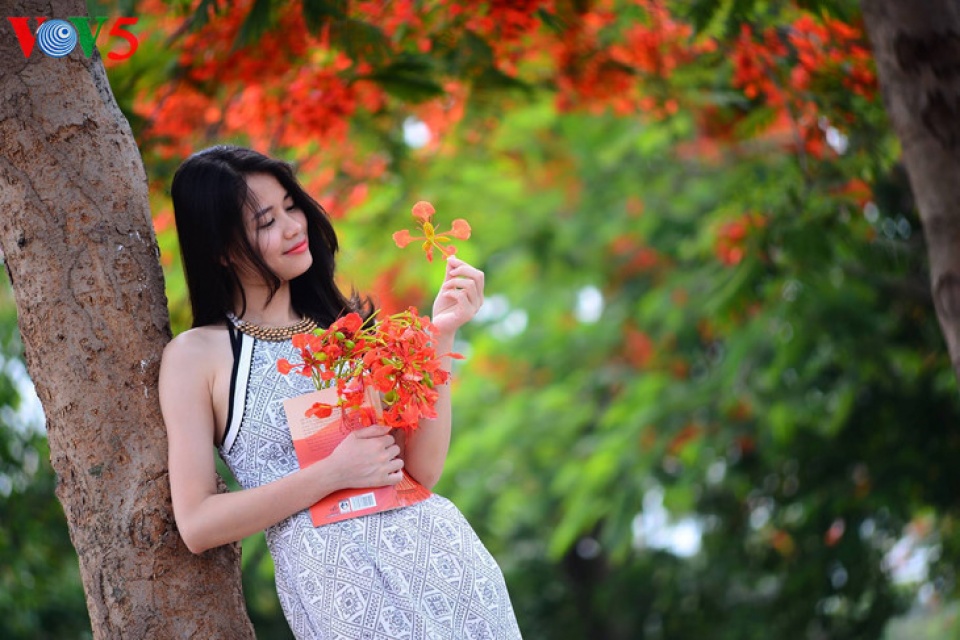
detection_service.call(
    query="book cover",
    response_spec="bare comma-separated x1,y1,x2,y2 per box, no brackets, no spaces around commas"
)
283,385,432,526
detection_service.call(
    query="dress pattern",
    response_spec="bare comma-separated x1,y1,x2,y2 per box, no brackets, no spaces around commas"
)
218,332,522,640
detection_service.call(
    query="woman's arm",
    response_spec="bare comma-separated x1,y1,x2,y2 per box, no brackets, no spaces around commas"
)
401,257,484,489
159,332,404,554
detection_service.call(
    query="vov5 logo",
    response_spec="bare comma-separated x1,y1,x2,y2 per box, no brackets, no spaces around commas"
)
7,17,139,61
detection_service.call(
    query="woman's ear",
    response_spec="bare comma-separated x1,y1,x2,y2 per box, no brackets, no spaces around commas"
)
221,240,244,268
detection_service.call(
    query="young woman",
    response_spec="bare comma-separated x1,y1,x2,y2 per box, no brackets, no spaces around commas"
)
159,145,522,639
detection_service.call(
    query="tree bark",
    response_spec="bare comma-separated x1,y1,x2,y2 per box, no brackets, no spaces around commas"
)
0,1,255,637
861,0,960,383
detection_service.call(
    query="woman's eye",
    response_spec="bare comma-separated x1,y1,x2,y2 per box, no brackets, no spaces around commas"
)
258,218,275,229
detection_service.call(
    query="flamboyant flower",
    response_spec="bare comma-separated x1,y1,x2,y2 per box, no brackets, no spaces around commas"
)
306,402,334,419
393,200,471,262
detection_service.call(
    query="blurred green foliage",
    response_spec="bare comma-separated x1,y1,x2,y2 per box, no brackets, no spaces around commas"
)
0,278,91,639
367,101,960,639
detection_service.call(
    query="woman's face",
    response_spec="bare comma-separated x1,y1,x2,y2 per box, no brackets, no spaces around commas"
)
237,172,313,286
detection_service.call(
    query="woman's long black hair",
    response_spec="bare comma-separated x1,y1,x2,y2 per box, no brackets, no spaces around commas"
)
170,145,371,328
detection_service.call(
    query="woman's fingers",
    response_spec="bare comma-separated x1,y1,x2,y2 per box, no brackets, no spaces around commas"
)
353,424,392,439
446,259,485,287
431,257,486,331
440,268,483,308
439,284,474,310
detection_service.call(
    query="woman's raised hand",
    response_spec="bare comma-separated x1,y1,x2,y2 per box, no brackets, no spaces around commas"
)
431,257,485,338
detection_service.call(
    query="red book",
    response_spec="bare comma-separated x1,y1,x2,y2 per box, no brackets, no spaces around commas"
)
283,386,431,526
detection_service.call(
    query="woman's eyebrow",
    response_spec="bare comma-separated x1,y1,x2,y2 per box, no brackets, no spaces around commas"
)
252,193,292,219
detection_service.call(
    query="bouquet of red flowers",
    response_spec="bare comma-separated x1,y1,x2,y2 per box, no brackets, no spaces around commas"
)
277,308,461,432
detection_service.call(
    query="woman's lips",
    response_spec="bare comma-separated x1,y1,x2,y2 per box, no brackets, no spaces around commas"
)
285,240,308,255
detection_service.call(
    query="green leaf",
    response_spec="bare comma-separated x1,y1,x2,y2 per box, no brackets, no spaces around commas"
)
733,105,779,140
679,0,727,33
330,18,392,65
450,30,495,77
794,0,859,21
702,261,757,316
536,7,569,34
233,0,273,50
175,0,222,36
302,0,348,32
473,66,534,95
361,58,445,102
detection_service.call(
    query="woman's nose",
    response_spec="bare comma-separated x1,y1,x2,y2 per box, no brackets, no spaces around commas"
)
282,212,303,236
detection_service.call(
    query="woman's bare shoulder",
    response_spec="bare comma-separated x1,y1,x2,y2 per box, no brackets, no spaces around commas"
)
162,324,233,371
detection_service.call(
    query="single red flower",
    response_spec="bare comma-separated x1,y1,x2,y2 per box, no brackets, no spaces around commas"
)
306,402,333,419
338,312,363,335
393,200,471,262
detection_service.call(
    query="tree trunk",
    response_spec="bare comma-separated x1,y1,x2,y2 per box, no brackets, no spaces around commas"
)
861,0,960,383
0,1,255,637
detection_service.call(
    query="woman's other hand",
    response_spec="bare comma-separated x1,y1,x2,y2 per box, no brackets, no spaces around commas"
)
325,424,405,489
431,257,485,338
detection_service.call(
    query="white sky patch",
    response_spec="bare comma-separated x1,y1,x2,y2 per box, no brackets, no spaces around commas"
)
475,294,528,340
819,117,849,155
884,529,938,585
575,285,603,324
474,294,510,323
633,486,702,558
491,309,528,339
706,460,727,485
825,126,849,154
3,354,43,433
403,116,431,149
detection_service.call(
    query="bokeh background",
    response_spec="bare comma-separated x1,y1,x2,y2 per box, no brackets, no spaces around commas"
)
2,0,959,637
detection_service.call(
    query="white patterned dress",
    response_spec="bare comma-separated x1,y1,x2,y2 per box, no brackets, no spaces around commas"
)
217,325,523,640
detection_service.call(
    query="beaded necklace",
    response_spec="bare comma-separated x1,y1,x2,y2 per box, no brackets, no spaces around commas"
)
226,312,318,342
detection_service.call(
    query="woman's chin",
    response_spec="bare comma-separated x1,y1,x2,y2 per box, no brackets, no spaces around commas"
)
287,254,313,279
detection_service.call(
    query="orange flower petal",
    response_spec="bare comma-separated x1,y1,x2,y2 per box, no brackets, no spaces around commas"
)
449,219,471,240
305,402,333,419
340,312,363,334
393,229,415,248
412,200,435,222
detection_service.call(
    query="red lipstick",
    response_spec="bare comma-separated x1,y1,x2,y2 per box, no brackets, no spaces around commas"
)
285,240,308,255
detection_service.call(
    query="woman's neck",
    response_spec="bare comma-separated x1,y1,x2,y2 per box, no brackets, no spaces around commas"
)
235,282,301,326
